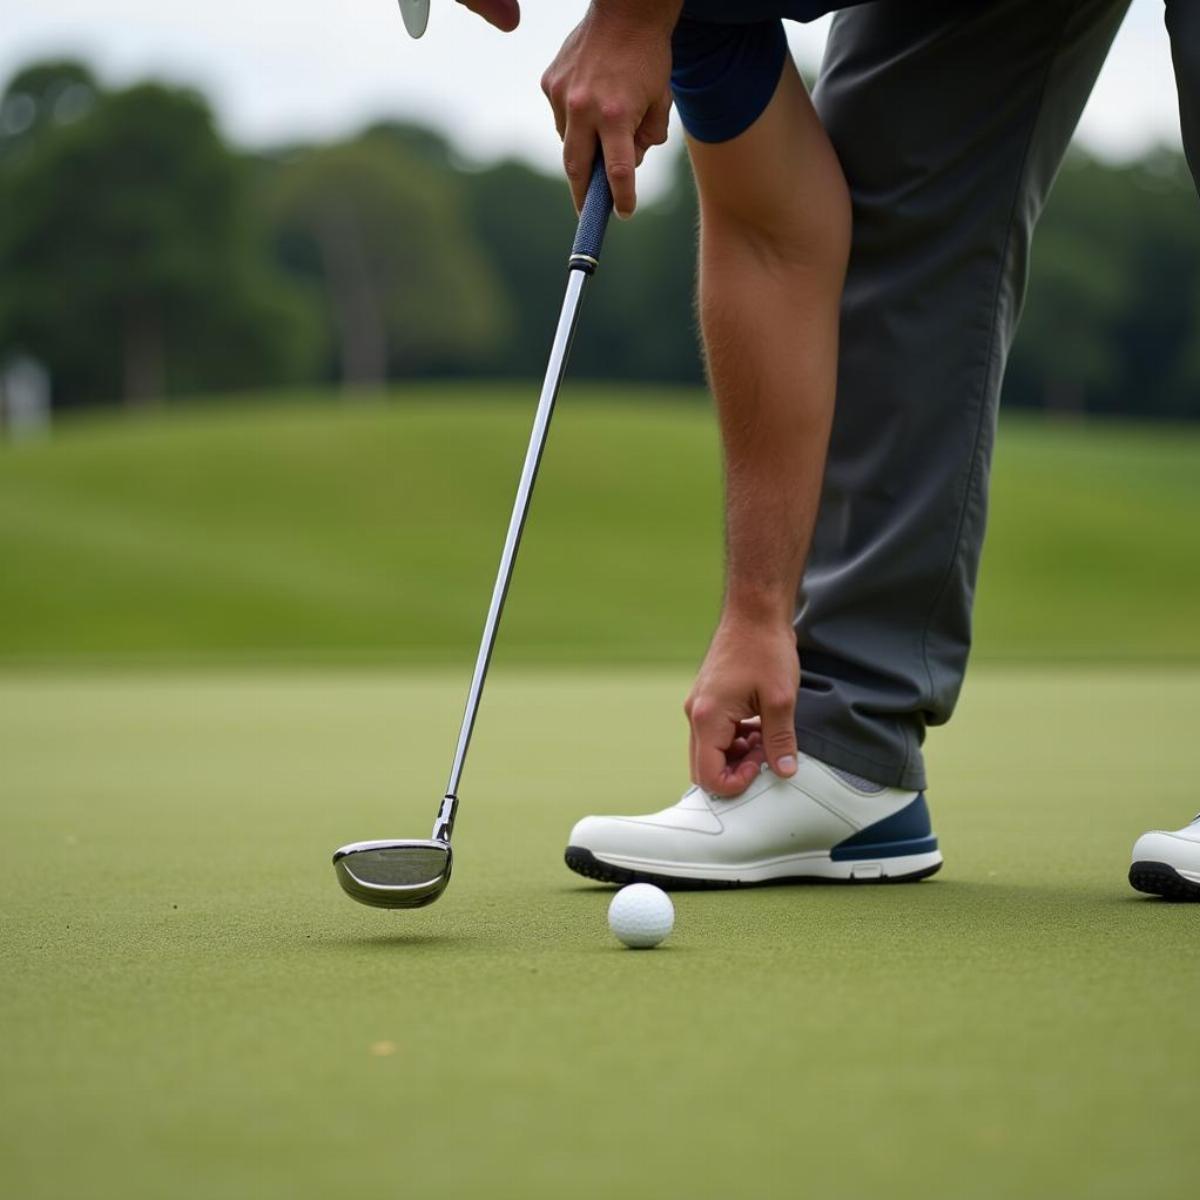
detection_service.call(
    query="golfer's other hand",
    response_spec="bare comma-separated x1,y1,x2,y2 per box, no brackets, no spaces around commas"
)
456,1,521,32
684,615,800,797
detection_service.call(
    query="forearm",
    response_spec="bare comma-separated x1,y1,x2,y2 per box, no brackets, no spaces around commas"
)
703,246,839,627
682,58,848,790
691,66,848,630
591,0,682,35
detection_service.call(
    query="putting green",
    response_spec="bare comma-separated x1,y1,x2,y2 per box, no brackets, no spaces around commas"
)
1,668,1196,1198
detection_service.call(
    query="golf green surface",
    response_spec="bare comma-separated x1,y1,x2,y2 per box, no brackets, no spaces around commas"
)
2,668,1197,1198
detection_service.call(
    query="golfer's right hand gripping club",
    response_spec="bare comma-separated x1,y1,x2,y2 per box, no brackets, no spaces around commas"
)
333,157,614,909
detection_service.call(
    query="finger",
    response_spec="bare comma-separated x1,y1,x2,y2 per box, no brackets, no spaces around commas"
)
540,69,566,141
728,736,763,763
688,712,701,787
724,744,763,782
688,699,726,792
759,688,799,778
562,107,596,213
597,123,637,218
735,722,762,752
734,724,763,753
714,756,760,798
691,703,753,796
635,89,671,152
742,741,768,771
455,0,521,32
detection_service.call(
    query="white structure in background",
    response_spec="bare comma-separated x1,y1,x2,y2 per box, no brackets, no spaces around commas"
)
1,355,51,441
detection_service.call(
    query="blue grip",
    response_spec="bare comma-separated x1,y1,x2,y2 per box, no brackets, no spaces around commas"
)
569,154,614,273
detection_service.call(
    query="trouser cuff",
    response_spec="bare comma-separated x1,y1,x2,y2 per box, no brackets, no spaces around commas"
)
794,726,928,792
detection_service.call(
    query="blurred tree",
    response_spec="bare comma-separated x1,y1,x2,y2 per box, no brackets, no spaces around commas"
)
0,74,316,407
266,131,507,388
1010,222,1125,417
2,51,1197,420
458,146,702,384
0,59,99,166
459,157,576,377
1109,151,1200,419
1007,148,1200,419
360,119,458,172
586,147,703,385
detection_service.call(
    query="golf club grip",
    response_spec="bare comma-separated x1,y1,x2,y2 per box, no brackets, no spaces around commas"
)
569,154,614,273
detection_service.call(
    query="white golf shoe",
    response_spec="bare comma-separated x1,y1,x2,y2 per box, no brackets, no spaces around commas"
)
564,755,942,888
1129,815,1200,900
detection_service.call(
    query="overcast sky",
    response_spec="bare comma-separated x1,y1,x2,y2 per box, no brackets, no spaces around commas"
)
2,1,1186,199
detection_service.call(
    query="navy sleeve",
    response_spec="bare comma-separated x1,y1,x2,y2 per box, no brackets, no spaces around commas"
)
669,2,877,144
670,15,790,144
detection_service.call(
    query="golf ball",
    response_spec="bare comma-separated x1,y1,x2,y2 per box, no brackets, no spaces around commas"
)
608,883,674,949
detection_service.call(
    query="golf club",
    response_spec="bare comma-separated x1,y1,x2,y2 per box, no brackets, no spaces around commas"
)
333,156,615,909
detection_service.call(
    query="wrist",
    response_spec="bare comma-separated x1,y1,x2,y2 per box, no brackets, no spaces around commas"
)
721,586,795,631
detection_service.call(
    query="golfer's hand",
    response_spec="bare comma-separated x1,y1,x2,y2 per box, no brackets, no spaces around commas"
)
685,615,800,797
456,0,521,31
541,2,678,218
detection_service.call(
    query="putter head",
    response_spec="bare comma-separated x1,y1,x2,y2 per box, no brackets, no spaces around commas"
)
333,838,452,909
397,0,430,38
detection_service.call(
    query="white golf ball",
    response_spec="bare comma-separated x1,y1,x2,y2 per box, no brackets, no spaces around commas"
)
607,883,674,949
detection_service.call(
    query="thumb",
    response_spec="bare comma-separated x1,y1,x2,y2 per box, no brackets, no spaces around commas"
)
760,691,798,778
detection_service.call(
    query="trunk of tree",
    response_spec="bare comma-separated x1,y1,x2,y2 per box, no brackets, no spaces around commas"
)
314,203,388,394
1044,374,1086,421
123,304,164,406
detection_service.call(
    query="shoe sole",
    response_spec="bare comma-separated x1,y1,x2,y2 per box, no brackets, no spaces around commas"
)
564,845,943,890
1129,860,1200,900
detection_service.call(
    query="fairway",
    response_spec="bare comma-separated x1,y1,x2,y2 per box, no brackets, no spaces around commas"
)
2,667,1196,1199
2,388,1199,667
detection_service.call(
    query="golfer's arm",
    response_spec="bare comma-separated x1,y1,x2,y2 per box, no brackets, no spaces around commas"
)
592,0,681,32
687,60,850,627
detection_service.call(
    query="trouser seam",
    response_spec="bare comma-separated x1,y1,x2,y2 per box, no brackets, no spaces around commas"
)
914,0,1086,718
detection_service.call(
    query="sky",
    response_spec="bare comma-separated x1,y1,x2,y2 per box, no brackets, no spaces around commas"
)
1,1,1186,199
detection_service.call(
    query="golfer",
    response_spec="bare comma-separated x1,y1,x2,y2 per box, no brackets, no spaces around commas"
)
462,0,1200,897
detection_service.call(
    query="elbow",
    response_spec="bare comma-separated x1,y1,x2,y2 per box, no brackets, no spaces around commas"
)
702,168,851,285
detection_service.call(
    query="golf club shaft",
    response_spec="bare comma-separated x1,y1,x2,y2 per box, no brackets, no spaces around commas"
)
434,159,613,840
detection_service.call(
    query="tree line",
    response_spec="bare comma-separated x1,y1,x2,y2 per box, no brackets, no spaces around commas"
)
1,58,1197,419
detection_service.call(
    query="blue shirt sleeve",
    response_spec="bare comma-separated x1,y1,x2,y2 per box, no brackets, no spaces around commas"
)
671,14,790,144
670,1,865,144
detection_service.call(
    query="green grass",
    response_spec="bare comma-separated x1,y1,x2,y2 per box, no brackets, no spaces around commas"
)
1,667,1197,1199
1,385,1198,666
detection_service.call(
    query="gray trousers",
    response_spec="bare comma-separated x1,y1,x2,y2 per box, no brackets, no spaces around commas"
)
794,0,1200,790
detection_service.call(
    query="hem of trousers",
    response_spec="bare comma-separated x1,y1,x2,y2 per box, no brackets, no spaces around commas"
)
795,724,928,792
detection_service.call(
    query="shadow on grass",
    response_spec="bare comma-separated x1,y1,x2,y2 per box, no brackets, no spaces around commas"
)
552,877,985,898
311,932,477,952
554,875,1183,912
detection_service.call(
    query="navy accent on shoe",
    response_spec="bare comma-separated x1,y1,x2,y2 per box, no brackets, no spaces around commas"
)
830,834,939,862
830,793,937,862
